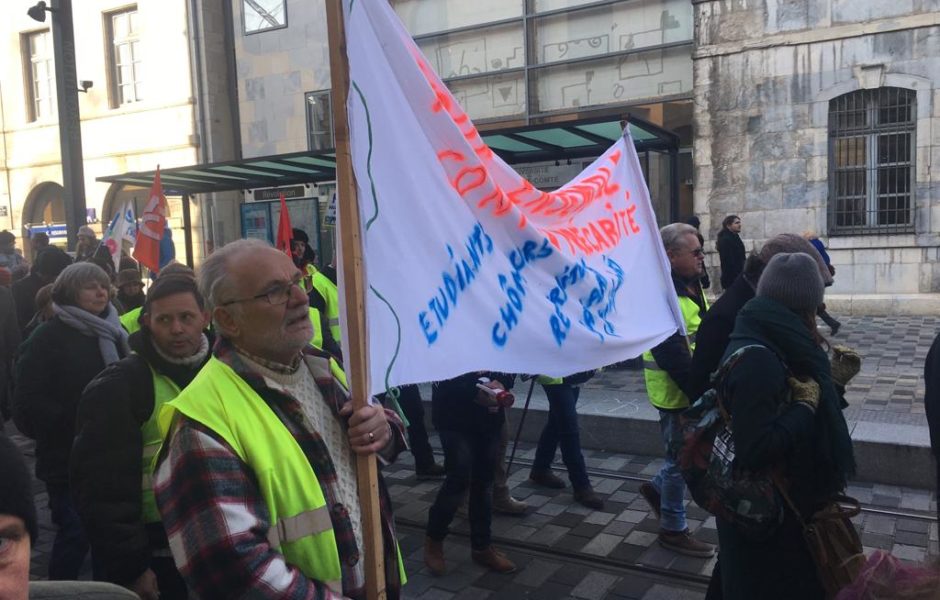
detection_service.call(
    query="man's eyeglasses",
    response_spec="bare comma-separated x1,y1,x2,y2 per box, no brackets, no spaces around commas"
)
690,248,705,257
220,276,304,307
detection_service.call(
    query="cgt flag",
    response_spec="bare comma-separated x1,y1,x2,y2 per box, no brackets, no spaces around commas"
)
133,167,169,273
275,193,293,255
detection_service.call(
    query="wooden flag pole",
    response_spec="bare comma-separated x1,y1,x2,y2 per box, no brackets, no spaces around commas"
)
325,1,387,599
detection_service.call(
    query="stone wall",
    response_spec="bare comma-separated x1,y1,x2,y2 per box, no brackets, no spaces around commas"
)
693,0,940,296
232,1,332,158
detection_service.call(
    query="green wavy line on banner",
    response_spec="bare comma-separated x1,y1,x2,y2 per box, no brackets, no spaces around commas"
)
370,284,402,397
350,81,379,230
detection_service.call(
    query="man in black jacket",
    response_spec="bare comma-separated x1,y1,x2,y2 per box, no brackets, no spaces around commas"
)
72,274,212,600
716,215,745,290
424,372,517,575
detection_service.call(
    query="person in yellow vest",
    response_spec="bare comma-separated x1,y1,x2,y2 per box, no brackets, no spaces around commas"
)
152,239,407,600
640,222,715,558
119,263,198,336
71,274,213,599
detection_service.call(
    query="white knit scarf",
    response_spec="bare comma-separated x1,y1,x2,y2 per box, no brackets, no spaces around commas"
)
53,302,130,365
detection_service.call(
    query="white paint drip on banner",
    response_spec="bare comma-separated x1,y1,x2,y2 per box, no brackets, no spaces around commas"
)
345,0,684,396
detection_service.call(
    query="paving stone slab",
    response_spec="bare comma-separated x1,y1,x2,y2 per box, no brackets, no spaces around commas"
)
581,533,623,557
571,571,619,599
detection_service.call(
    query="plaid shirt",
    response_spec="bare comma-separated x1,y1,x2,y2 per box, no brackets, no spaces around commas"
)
154,338,406,600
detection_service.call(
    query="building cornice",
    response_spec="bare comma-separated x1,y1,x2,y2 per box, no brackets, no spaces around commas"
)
694,12,940,60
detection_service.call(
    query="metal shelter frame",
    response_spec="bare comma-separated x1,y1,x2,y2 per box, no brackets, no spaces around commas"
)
97,114,680,266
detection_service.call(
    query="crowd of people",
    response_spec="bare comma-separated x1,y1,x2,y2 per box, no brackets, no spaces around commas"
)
0,220,937,600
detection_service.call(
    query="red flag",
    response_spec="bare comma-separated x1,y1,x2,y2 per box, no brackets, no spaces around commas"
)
133,167,168,273
275,194,293,255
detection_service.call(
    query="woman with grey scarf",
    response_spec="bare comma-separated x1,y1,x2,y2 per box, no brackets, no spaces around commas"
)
13,262,129,581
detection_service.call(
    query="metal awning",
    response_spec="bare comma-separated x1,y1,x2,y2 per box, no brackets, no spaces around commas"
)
97,114,681,267
479,114,678,164
96,114,678,196
97,150,339,196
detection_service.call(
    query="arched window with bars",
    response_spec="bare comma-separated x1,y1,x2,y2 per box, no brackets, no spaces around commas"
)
828,87,916,234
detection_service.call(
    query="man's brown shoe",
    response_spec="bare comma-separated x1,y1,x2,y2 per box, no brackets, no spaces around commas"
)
573,487,605,510
492,495,528,516
424,537,446,576
471,546,516,573
529,469,566,489
658,529,715,558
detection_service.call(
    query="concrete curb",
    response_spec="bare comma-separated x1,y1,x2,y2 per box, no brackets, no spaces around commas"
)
420,400,936,489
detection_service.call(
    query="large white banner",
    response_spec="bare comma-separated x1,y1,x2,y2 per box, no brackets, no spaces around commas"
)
345,0,684,396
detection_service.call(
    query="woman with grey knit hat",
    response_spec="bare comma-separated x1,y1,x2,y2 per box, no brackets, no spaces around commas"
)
710,252,861,600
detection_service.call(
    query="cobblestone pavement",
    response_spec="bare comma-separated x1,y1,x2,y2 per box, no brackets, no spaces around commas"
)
387,438,938,600
582,315,940,427
9,315,940,598
8,423,938,599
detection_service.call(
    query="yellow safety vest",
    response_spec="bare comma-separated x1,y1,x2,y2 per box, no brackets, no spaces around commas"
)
141,368,181,523
120,306,142,334
308,307,323,351
157,356,399,590
305,265,341,343
642,293,708,410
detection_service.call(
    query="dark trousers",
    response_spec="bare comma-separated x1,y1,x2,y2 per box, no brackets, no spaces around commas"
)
152,555,189,599
47,485,91,580
426,428,501,550
394,384,435,468
532,384,590,490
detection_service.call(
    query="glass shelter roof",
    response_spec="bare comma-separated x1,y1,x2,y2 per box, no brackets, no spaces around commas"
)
97,115,677,195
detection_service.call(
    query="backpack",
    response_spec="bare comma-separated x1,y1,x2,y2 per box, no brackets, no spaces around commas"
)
671,344,785,541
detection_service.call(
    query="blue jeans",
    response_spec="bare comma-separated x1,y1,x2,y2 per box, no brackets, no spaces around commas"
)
532,384,590,490
47,485,91,580
650,410,688,532
426,429,501,550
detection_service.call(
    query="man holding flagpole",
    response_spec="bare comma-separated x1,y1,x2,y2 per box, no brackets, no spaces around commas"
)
154,239,407,600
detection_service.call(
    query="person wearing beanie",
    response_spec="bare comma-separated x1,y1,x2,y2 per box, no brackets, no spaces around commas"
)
0,434,37,600
75,225,98,262
72,275,213,599
115,269,146,314
711,252,859,600
690,239,842,600
802,231,842,335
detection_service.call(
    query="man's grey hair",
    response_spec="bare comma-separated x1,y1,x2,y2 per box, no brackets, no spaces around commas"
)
198,238,273,314
660,223,698,252
51,262,110,307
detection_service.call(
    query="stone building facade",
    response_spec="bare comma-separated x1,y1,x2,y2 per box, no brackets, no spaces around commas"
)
0,0,238,263
693,0,940,310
